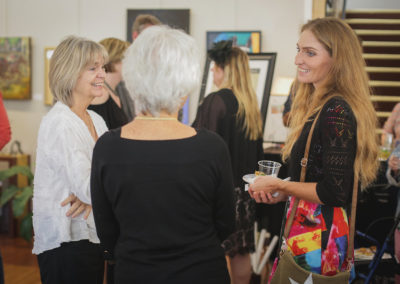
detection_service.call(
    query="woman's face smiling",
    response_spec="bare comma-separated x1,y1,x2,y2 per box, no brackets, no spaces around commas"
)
295,30,333,89
73,55,106,100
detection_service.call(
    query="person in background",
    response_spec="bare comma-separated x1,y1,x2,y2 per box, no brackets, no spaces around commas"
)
192,40,264,284
0,91,11,150
110,14,162,122
91,25,235,284
383,103,400,284
131,14,161,41
249,17,379,278
89,38,129,129
32,36,108,284
382,103,400,146
0,90,11,284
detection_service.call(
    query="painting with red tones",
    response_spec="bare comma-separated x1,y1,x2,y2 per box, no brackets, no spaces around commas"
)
0,37,31,100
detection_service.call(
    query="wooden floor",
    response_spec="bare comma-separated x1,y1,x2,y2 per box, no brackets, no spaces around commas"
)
0,235,41,284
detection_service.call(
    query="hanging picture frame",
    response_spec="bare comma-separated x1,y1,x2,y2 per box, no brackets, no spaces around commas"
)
0,37,32,100
44,47,55,105
206,31,261,53
198,52,277,139
126,9,190,42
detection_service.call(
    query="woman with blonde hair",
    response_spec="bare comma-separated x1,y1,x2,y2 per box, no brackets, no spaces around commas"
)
249,17,379,278
89,37,130,128
33,36,108,283
193,40,264,284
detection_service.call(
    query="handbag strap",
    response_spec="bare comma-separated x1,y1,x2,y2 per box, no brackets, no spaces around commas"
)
282,109,359,269
283,110,321,239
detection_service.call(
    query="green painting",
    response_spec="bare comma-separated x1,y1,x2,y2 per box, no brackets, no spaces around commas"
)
0,37,31,100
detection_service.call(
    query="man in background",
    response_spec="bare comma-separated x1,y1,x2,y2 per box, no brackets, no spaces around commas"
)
131,14,161,41
115,14,162,122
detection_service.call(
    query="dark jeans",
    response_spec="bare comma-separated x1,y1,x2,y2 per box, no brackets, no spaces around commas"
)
37,240,104,284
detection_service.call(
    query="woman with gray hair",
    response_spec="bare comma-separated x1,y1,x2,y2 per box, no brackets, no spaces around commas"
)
90,25,235,284
33,36,108,283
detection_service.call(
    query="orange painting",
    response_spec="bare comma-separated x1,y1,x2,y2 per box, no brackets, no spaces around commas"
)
0,37,31,100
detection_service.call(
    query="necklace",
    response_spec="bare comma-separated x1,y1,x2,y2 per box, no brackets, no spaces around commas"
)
135,116,177,121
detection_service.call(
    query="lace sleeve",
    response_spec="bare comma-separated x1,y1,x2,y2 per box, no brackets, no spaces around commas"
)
316,99,357,207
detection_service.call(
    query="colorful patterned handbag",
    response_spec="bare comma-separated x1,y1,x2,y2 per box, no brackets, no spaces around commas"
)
269,110,358,284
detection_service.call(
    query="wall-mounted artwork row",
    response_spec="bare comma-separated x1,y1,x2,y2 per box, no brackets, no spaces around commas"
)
206,31,261,53
0,37,32,100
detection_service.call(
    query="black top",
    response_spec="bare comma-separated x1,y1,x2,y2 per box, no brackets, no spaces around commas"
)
88,96,128,130
115,81,135,122
288,97,357,207
91,128,235,284
192,88,264,188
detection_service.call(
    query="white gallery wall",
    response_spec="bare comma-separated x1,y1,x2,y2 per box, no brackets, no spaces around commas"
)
0,0,309,164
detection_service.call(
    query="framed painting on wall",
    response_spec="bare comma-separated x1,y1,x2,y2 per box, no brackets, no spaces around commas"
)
44,47,55,105
206,31,261,53
126,9,190,42
0,37,32,100
198,52,277,136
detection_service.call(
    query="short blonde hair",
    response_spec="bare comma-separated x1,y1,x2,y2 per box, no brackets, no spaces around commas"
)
99,37,130,73
49,35,108,107
131,14,161,35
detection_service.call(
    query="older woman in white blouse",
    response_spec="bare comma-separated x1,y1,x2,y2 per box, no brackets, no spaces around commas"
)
32,36,108,284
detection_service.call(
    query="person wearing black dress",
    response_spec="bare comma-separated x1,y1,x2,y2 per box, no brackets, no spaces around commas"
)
192,41,264,284
249,18,379,279
90,26,235,284
88,38,129,129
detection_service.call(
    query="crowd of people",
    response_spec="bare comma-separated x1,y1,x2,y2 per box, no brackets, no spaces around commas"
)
0,13,391,284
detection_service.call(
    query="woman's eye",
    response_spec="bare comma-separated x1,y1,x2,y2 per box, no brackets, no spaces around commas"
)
296,47,300,52
307,51,315,57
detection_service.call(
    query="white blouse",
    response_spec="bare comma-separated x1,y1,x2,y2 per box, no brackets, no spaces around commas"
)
32,102,108,255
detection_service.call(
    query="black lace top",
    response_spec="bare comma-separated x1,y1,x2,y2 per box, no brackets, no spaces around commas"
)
288,97,357,207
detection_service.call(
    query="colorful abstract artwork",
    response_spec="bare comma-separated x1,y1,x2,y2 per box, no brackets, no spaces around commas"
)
206,31,261,53
0,37,31,100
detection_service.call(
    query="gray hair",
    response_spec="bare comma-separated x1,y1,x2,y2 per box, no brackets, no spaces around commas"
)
122,25,201,116
49,35,108,107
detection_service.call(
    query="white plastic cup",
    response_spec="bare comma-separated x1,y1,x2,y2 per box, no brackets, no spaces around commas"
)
257,160,282,177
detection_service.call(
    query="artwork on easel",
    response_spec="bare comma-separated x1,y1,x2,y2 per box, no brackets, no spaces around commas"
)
263,95,289,143
0,37,32,100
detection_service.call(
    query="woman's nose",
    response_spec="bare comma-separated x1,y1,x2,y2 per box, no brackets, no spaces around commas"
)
294,53,302,66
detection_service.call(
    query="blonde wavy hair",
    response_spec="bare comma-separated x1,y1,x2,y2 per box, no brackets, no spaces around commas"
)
218,47,263,140
99,38,130,73
283,17,379,188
